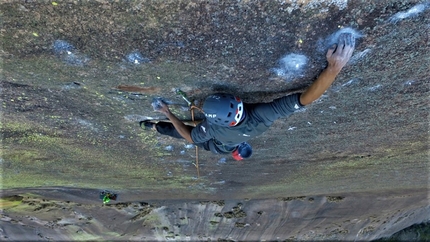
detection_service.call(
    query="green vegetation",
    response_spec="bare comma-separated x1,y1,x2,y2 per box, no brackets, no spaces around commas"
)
1,119,204,192
243,148,428,198
0,196,23,209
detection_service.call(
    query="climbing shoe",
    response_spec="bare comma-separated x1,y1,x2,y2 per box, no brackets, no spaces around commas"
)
139,120,155,130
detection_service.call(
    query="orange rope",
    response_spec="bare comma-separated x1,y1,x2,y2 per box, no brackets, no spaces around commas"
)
191,105,204,115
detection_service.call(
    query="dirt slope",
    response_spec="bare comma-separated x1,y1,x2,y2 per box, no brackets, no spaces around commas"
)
1,188,429,241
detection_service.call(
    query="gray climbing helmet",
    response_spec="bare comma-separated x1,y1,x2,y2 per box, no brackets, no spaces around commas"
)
202,93,244,127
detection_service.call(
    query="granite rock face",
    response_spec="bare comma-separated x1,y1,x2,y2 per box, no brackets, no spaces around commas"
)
1,0,429,241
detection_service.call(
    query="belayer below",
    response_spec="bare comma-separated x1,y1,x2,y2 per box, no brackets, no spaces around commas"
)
99,190,117,204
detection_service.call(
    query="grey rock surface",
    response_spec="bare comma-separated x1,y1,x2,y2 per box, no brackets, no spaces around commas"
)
1,0,429,240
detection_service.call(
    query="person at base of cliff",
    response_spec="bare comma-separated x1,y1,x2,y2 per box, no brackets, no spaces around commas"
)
140,33,355,160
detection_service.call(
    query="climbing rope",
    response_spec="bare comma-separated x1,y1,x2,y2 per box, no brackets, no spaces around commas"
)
176,89,204,178
190,105,201,178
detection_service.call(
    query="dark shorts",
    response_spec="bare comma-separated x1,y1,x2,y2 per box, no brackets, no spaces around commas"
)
155,122,235,154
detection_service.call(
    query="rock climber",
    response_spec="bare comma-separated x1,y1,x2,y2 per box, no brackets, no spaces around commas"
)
140,33,355,160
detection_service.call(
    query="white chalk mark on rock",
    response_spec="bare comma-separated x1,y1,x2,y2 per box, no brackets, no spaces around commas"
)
350,48,372,64
318,27,363,53
125,51,150,65
295,107,307,113
388,3,429,23
342,78,360,87
368,84,382,91
403,80,416,86
271,53,308,81
315,94,329,104
333,79,360,93
53,40,89,66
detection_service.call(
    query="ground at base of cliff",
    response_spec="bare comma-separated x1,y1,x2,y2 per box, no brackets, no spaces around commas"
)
1,187,429,241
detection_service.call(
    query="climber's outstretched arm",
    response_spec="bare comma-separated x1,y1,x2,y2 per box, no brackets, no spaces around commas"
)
155,102,194,143
300,33,355,106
